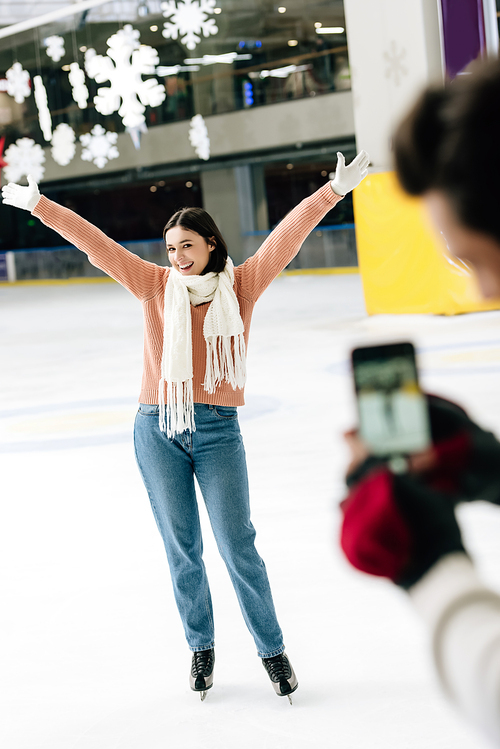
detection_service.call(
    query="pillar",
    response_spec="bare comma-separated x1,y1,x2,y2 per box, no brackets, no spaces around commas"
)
200,168,243,263
343,0,443,171
201,164,269,266
343,0,500,314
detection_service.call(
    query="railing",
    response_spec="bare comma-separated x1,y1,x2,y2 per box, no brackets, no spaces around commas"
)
0,225,357,282
242,224,357,270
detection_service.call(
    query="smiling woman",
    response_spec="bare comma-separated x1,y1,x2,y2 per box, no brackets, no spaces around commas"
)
166,228,213,276
163,205,228,276
1,149,368,701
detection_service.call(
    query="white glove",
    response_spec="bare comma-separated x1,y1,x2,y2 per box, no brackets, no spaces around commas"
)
1,174,41,212
330,150,370,196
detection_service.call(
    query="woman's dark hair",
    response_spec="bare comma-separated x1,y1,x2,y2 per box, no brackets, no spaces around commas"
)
163,207,228,274
393,58,500,243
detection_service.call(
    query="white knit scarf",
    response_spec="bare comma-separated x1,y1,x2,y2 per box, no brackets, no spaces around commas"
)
159,258,246,437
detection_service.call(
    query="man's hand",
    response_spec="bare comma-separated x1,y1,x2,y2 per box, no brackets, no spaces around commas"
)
345,394,500,503
340,467,467,589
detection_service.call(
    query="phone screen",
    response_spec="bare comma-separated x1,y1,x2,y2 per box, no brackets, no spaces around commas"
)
351,342,431,456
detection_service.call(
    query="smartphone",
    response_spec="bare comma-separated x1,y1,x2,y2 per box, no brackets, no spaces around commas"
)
351,341,431,457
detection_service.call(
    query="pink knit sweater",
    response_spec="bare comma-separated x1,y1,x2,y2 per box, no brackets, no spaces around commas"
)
33,183,341,405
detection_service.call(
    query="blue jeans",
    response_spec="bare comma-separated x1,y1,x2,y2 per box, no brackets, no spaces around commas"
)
133,402,285,658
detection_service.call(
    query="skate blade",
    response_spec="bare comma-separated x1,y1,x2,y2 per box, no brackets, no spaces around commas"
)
200,690,207,702
278,681,298,704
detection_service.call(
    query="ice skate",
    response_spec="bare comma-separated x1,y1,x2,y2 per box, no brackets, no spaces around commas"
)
262,653,298,704
190,648,215,701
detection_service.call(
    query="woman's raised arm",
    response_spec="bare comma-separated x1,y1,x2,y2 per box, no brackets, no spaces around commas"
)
236,150,369,303
2,176,165,302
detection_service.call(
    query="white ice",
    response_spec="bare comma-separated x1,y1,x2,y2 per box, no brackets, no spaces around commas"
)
2,273,500,749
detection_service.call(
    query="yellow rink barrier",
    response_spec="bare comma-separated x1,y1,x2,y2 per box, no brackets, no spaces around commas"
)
0,276,116,287
353,171,500,315
0,267,359,287
282,267,359,276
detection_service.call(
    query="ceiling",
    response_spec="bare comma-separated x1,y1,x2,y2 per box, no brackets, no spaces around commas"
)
0,2,78,28
0,0,345,32
0,1,164,30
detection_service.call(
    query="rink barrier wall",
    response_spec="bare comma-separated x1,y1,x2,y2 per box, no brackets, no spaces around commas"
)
0,224,359,283
353,171,500,316
0,277,117,287
0,267,359,287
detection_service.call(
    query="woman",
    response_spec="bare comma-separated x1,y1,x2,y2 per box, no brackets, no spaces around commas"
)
340,59,500,744
2,149,369,701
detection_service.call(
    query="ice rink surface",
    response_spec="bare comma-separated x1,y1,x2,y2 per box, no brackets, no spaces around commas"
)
2,273,500,749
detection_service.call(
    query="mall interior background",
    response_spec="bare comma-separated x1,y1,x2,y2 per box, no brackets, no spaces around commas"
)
0,0,358,281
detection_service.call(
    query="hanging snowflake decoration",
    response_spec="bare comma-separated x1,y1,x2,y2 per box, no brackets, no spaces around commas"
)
51,123,76,166
84,25,166,129
3,138,45,184
68,63,89,109
33,75,52,142
188,114,210,160
80,124,119,169
383,41,408,86
6,62,31,104
45,35,65,63
126,122,148,150
161,0,219,51
118,23,141,49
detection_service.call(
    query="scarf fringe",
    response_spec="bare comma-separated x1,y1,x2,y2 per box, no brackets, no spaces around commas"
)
204,333,246,393
158,377,195,437
160,259,246,436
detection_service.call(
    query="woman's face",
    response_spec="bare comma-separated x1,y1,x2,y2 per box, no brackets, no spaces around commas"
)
425,190,500,299
166,226,214,276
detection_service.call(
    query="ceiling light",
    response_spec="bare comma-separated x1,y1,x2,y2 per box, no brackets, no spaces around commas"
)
315,27,345,34
184,52,252,65
314,22,322,28
61,64,71,71
214,6,222,12
157,64,200,75
288,39,298,47
150,25,158,31
278,6,286,12
79,45,87,52
260,63,311,79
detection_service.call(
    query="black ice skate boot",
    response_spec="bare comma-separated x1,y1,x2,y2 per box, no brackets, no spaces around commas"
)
190,648,215,701
262,653,298,704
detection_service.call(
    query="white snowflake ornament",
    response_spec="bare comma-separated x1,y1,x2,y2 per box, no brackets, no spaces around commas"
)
6,62,31,104
85,25,166,129
3,138,45,183
51,123,76,166
383,41,408,86
68,63,89,109
33,76,52,142
80,124,119,169
188,114,210,160
161,0,219,51
118,24,141,49
45,35,65,63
